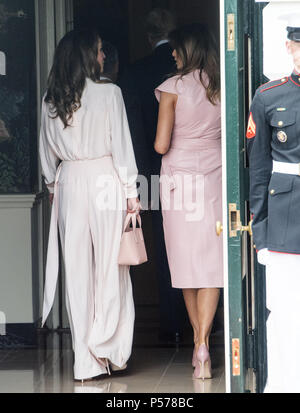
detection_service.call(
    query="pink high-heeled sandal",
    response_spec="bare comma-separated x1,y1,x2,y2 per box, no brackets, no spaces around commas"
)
193,344,212,380
192,346,197,368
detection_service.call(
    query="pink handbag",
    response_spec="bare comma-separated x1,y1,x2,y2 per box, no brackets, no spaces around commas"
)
118,213,148,266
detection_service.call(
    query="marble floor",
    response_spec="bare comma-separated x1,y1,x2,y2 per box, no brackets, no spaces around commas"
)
0,331,225,394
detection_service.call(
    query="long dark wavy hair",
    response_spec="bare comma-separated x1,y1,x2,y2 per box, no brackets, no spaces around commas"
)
45,29,103,128
169,24,220,105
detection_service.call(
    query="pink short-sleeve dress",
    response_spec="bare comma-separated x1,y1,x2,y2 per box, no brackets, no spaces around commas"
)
155,70,223,289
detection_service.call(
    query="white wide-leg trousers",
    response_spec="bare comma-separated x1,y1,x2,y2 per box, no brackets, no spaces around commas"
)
57,158,135,380
264,252,300,393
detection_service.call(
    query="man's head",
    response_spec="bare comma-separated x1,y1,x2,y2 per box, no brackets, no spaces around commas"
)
145,8,177,49
285,14,300,72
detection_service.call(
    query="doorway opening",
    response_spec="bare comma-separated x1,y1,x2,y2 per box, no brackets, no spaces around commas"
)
72,0,224,360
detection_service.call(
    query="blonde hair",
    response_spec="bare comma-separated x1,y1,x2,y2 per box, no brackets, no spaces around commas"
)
169,24,220,105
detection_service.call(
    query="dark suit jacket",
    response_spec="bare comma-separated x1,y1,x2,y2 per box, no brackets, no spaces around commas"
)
119,43,176,195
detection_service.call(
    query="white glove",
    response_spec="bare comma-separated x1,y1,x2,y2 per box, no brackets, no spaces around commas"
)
257,248,270,266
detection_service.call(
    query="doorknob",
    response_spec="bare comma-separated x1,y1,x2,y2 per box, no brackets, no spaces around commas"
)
228,204,253,237
239,220,253,237
216,221,223,236
216,220,252,237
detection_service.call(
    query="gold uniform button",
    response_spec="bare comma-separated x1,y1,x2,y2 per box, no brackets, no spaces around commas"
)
278,121,283,127
270,189,275,195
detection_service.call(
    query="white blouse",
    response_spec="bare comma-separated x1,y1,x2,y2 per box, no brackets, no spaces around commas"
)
39,78,138,198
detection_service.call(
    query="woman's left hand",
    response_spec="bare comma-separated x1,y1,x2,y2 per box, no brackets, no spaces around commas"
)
49,193,54,204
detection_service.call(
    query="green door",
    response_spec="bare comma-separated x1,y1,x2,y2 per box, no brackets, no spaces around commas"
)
222,0,268,393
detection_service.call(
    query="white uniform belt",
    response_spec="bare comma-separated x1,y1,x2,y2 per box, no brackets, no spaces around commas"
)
272,160,300,176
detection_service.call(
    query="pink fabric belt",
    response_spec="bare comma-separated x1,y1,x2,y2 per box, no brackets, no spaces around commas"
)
42,155,113,326
162,140,221,191
170,138,221,151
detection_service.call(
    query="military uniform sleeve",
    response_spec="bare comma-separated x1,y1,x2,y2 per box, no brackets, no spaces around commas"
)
109,86,139,199
247,90,273,251
39,99,60,194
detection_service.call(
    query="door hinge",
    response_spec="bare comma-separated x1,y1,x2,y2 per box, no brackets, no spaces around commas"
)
232,338,240,376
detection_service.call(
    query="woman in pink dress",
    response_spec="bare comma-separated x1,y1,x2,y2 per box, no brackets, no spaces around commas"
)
154,24,223,379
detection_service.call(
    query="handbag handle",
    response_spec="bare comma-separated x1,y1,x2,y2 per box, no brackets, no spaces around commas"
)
122,213,143,243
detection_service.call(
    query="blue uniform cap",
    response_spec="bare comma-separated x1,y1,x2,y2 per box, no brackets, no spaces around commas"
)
287,27,300,42
282,14,300,42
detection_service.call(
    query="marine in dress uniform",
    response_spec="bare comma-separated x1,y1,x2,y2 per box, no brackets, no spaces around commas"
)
247,17,300,393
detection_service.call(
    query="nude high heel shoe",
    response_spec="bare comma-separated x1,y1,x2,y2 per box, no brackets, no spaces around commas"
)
98,358,111,376
75,377,94,384
193,344,212,380
109,362,127,372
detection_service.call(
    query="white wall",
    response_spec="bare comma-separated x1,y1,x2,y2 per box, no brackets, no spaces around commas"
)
0,197,36,323
262,1,300,80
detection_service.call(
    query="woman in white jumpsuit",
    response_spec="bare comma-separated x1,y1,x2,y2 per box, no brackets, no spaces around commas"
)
39,30,141,381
